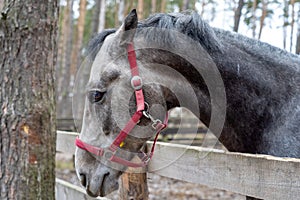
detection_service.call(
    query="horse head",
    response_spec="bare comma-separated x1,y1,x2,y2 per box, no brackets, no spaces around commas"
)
74,9,177,197
74,7,232,197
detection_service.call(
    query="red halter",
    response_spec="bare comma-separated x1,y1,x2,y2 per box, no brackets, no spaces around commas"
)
75,43,168,168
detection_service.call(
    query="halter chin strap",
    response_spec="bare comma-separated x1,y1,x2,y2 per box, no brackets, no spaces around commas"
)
75,42,168,168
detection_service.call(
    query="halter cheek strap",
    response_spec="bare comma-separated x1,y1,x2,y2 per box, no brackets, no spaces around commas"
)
75,42,168,168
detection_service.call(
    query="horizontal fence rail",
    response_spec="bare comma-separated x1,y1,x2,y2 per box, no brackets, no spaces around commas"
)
56,131,300,199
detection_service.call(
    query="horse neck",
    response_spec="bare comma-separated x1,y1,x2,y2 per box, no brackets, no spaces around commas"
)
140,41,299,154
140,49,214,128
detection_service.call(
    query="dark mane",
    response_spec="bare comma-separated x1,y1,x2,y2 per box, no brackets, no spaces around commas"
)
85,29,116,61
137,11,222,53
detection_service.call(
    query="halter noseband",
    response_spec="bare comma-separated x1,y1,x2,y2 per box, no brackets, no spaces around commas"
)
75,42,168,168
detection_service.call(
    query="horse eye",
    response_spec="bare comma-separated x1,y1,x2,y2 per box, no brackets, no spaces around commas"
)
87,90,105,103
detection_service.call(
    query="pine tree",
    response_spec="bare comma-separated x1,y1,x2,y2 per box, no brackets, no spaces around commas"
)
0,1,58,198
234,0,245,32
258,0,268,39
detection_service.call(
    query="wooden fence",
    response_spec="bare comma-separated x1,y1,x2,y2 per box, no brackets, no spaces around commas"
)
56,131,300,200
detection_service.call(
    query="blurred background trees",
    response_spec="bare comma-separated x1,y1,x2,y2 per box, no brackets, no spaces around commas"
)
55,0,300,123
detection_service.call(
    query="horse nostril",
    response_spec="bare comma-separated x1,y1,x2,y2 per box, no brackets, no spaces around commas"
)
79,173,87,187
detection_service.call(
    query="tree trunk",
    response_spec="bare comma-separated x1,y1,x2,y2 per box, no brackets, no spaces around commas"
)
68,0,86,119
57,0,73,118
115,0,119,27
118,0,125,25
161,0,166,13
233,0,244,32
151,0,156,13
251,0,258,38
192,0,197,10
92,0,101,35
124,0,134,17
138,0,144,19
98,0,106,33
0,0,4,11
0,0,58,199
258,0,268,39
283,0,289,49
182,0,190,10
290,0,295,52
70,0,86,76
296,31,300,54
200,0,207,18
296,5,300,54
182,0,190,11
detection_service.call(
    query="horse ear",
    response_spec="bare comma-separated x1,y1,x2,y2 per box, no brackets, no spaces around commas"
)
118,9,138,46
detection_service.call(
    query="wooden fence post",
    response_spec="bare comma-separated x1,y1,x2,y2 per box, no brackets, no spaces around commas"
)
119,168,148,200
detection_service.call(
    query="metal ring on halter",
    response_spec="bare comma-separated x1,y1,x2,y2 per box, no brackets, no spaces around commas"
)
142,110,153,121
103,149,114,160
142,155,151,163
131,76,143,90
142,104,163,130
144,102,149,112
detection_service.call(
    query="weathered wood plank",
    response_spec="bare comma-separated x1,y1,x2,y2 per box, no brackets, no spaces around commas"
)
56,131,78,154
56,131,300,199
55,178,110,200
147,142,300,200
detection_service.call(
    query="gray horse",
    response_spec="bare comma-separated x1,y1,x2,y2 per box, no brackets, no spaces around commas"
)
74,9,300,198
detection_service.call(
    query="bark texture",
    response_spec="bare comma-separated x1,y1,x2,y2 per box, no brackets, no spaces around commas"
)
0,0,58,199
233,0,244,32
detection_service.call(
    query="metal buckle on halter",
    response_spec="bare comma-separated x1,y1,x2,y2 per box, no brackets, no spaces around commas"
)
142,154,151,164
138,151,151,163
142,106,163,130
131,76,143,91
151,119,163,129
103,147,116,160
